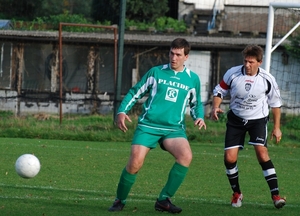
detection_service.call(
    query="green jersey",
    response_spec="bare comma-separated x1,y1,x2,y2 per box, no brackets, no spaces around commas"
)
118,64,204,131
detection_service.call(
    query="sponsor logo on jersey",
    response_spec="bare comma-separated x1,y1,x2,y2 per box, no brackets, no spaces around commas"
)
165,87,178,102
158,79,189,91
245,83,251,91
170,76,180,80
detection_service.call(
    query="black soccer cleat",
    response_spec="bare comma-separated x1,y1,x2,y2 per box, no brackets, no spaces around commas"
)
108,199,125,212
155,198,182,214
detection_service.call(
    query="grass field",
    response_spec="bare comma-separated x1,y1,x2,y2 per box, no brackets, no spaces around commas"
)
0,111,299,146
0,137,299,216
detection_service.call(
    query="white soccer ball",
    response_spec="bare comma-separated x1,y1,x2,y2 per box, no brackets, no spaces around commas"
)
15,154,41,178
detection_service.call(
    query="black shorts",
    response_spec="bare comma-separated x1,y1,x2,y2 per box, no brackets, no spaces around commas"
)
225,110,269,150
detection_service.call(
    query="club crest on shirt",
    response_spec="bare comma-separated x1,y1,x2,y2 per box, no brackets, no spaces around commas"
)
245,83,251,91
165,87,178,102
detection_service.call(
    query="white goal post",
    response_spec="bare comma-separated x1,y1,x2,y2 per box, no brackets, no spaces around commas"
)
263,2,300,71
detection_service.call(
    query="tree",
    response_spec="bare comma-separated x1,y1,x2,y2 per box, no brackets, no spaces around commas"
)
0,0,44,20
285,35,300,62
1,0,170,25
126,0,169,23
91,0,119,24
64,0,93,19
91,0,169,24
0,0,92,21
39,0,93,19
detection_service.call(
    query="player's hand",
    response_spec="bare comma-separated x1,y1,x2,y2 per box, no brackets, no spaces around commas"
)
117,113,132,132
270,128,282,144
194,118,206,130
211,107,224,121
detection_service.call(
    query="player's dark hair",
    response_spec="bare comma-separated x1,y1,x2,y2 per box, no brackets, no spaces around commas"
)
170,38,191,55
242,45,264,62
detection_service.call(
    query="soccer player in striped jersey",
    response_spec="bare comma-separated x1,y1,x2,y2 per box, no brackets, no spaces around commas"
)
108,38,206,213
211,45,286,209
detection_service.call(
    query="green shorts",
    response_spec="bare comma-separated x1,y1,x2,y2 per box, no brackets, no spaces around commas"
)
132,125,187,150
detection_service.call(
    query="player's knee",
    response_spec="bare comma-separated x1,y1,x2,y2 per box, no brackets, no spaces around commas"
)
224,150,238,163
187,152,193,163
224,160,237,168
126,160,143,174
177,152,192,166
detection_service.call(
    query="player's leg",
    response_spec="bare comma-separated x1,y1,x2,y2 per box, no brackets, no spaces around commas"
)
118,145,150,200
155,137,191,213
120,145,151,197
160,137,192,197
109,126,159,212
109,145,150,211
254,145,286,208
224,148,243,207
224,110,246,207
250,117,285,209
224,147,240,193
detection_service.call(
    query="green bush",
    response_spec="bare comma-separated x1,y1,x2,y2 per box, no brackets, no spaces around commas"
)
125,17,187,33
12,14,187,33
285,35,300,61
125,18,138,28
13,12,112,32
155,17,167,31
154,17,187,32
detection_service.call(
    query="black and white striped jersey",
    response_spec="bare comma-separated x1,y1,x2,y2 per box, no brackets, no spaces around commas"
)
213,65,282,120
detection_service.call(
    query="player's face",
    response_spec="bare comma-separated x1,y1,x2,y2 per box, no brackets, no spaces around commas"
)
169,48,188,72
243,56,262,76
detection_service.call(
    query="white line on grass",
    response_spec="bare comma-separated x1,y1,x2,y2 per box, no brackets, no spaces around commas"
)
2,142,300,161
0,183,298,208
0,194,298,208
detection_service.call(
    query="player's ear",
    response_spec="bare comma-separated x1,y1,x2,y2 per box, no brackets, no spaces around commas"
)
184,54,189,61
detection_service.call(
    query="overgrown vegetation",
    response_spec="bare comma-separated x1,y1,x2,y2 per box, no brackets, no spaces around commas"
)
285,34,300,61
125,16,187,32
0,111,298,147
91,0,170,25
12,12,112,32
2,0,185,33
284,16,300,61
0,0,93,21
11,13,187,33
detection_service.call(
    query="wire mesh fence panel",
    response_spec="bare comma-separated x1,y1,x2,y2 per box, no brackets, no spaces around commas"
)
1,0,300,116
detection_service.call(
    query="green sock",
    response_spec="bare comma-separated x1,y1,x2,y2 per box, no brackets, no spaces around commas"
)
116,167,137,204
158,162,188,201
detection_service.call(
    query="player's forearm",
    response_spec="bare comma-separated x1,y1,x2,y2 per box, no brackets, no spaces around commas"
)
212,96,223,109
271,107,281,129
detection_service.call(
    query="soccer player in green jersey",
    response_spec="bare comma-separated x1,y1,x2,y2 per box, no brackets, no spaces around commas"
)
108,38,206,214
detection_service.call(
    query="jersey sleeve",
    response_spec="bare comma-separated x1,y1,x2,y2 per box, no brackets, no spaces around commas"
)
213,66,243,99
212,69,232,99
213,81,229,99
266,74,282,108
117,69,154,114
189,74,204,120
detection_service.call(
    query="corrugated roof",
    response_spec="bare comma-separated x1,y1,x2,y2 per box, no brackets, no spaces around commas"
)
0,30,284,50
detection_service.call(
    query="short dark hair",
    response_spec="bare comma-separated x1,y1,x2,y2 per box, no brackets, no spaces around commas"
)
242,45,264,62
170,38,191,55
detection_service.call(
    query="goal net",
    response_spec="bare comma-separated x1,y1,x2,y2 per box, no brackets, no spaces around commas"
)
184,0,300,115
264,2,300,115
